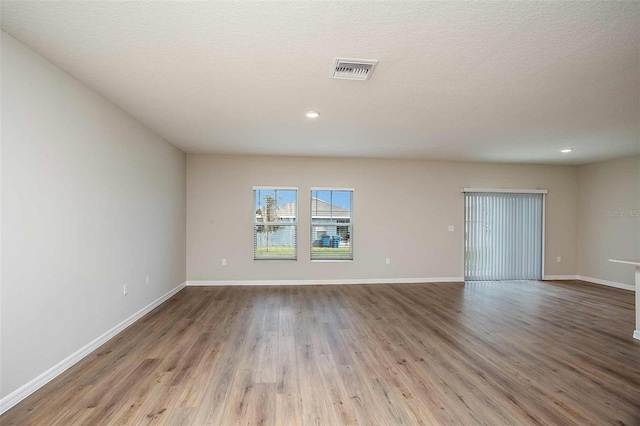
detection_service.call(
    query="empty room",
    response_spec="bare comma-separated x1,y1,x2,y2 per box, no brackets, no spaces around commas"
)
1,1,639,425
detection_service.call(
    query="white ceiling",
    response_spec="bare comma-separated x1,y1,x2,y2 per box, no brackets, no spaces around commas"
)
1,1,639,165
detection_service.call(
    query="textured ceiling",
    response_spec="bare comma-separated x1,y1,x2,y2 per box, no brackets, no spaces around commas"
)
1,1,639,164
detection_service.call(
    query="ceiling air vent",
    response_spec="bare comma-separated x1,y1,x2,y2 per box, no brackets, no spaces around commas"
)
331,58,378,81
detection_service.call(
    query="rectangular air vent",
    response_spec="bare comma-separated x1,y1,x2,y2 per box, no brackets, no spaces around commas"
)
331,58,378,81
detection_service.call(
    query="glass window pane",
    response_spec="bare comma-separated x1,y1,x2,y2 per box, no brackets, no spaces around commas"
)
311,190,353,260
254,189,297,260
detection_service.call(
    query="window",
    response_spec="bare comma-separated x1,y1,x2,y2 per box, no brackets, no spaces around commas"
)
311,189,353,260
254,187,297,260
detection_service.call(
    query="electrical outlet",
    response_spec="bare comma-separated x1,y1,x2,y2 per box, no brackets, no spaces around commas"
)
386,258,391,265
557,256,562,263
145,275,150,285
222,259,227,266
123,284,128,296
448,225,455,232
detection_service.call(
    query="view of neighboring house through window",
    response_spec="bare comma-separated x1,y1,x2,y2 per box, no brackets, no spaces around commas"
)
311,189,353,260
254,187,297,260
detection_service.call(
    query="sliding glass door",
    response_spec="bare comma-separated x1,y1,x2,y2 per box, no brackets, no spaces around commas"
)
464,192,544,281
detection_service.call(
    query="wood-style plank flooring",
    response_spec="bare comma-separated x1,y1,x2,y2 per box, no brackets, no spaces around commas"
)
2,280,639,425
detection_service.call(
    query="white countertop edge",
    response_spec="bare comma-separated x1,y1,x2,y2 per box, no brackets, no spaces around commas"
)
609,259,640,267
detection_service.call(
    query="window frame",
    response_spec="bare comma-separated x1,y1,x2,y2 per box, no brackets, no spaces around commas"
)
253,186,298,261
310,187,354,262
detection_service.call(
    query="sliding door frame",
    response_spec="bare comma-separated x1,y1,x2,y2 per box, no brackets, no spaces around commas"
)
462,188,547,281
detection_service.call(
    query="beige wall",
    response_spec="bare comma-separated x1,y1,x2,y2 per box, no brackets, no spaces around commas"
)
1,33,186,398
577,155,640,286
187,155,578,282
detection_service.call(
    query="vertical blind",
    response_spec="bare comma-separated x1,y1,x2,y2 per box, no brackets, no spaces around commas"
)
311,190,353,260
254,188,297,260
464,192,543,280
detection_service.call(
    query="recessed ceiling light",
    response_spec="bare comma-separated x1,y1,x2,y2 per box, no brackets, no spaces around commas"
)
561,148,574,153
305,111,320,118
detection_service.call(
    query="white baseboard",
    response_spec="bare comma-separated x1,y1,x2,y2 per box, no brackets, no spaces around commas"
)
543,275,579,280
0,281,187,415
634,330,640,340
187,277,464,286
543,275,635,291
576,275,635,292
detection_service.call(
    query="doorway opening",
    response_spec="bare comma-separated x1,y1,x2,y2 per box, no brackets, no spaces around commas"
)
464,191,545,281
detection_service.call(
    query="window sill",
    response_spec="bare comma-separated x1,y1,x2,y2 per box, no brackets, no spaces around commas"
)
311,259,353,263
254,258,298,261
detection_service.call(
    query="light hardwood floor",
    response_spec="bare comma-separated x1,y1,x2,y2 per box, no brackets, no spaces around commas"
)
2,280,639,425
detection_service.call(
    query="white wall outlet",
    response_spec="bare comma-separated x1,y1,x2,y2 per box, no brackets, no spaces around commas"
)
556,256,562,263
448,225,455,232
222,259,227,266
123,284,128,295
385,258,391,265
145,275,150,285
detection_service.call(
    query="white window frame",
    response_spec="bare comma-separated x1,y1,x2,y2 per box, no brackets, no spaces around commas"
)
310,187,354,262
253,186,298,261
